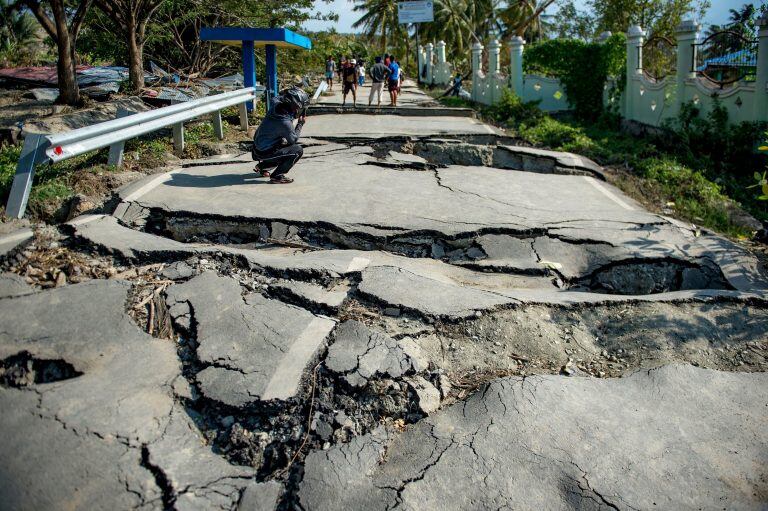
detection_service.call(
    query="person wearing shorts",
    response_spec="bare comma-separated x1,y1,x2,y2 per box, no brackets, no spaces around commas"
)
387,56,400,107
325,56,336,91
368,56,390,106
342,58,358,107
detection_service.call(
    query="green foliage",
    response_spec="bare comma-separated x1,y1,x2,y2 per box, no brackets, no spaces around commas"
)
589,0,710,38
523,33,625,119
748,132,768,200
637,157,738,233
0,1,40,66
483,89,544,127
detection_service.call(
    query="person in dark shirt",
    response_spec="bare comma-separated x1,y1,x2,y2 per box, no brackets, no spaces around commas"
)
252,87,309,184
368,56,390,106
342,58,358,107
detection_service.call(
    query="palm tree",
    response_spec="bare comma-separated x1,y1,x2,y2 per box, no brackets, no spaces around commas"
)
352,0,401,52
422,0,473,60
0,0,37,53
498,0,556,40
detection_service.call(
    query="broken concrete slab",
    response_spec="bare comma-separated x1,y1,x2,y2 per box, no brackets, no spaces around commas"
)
299,364,768,510
0,272,34,298
404,375,441,415
166,272,335,406
145,404,256,510
0,387,160,511
70,214,198,260
0,279,258,509
325,321,427,387
357,265,519,319
494,144,605,179
236,480,283,511
0,227,33,258
0,280,179,443
269,279,350,311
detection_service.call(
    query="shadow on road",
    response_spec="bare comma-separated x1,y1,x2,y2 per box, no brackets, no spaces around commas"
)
164,172,270,188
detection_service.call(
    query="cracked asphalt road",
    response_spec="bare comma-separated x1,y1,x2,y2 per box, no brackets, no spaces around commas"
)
1,83,767,510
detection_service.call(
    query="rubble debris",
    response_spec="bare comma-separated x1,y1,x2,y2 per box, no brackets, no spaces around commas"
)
325,321,428,387
404,375,441,415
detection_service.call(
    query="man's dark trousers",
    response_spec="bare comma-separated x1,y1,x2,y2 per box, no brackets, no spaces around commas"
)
254,144,304,179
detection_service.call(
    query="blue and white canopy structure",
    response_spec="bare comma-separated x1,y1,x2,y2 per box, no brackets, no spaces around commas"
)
200,27,312,110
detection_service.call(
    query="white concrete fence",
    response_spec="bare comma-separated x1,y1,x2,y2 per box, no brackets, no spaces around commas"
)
461,14,768,127
417,41,453,86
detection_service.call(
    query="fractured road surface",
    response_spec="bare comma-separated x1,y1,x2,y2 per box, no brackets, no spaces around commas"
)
1,83,767,510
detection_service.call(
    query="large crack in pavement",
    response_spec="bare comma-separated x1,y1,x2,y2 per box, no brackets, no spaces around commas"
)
2,128,768,509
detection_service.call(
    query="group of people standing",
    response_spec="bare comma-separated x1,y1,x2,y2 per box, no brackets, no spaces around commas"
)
325,54,403,108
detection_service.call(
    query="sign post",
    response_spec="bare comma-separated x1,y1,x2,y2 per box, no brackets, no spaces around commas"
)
398,1,433,84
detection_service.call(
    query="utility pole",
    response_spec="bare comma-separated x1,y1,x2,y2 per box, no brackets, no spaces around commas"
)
415,23,420,83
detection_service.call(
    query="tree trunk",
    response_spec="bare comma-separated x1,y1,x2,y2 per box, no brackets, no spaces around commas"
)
127,23,143,93
51,0,80,105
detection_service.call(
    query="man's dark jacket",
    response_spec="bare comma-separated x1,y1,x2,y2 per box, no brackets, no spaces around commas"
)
253,97,303,153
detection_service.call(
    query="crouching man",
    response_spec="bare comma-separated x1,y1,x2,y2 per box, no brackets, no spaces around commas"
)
252,87,310,184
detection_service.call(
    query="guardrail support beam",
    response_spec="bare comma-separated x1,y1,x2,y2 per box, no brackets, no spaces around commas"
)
107,108,133,166
173,122,185,153
239,103,249,130
212,110,225,140
6,133,49,218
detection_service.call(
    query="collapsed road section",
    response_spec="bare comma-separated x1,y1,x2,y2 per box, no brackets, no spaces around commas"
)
1,110,767,510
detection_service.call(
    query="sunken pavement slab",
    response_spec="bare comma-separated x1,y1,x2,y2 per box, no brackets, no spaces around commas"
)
166,271,336,407
299,364,768,511
325,320,428,387
0,280,263,510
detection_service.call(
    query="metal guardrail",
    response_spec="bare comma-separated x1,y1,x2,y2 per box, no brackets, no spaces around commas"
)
6,86,264,219
311,81,328,102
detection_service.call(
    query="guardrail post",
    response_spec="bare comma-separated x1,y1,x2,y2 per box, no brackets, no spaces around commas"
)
212,109,225,140
239,102,249,130
173,122,184,153
107,108,132,166
6,133,49,218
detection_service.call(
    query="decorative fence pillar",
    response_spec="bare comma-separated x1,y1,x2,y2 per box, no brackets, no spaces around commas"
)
509,36,525,97
756,13,768,122
471,42,484,102
425,42,434,85
625,25,645,120
675,19,700,116
487,39,502,103
434,40,450,85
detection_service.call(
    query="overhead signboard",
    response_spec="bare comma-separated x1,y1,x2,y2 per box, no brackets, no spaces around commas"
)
398,1,434,24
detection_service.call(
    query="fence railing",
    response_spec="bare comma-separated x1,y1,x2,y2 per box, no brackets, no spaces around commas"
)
694,30,758,87
6,86,264,218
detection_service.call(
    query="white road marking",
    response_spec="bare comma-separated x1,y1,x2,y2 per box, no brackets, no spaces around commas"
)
0,228,33,246
261,316,336,400
345,256,371,273
583,177,634,210
123,169,180,202
67,214,104,226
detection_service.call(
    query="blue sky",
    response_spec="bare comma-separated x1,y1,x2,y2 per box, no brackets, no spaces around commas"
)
302,0,757,33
